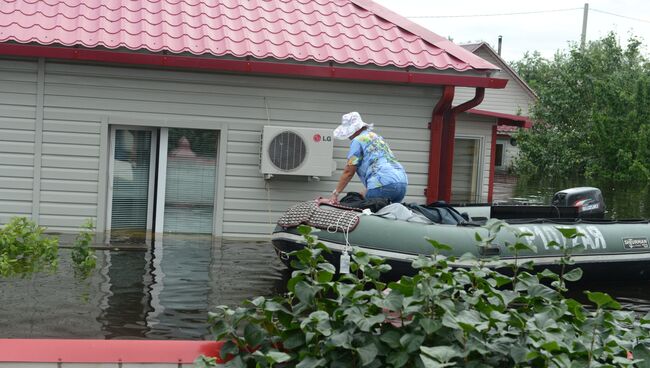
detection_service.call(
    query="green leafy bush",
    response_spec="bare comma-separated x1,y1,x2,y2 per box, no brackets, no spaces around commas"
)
199,225,650,367
0,217,58,277
70,219,97,279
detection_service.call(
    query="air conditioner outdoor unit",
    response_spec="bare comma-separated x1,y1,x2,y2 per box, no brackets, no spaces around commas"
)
260,126,335,177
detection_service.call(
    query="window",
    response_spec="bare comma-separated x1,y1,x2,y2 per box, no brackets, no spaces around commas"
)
452,138,481,203
495,143,504,167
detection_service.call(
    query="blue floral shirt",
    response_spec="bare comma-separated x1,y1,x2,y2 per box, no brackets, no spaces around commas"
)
347,131,408,190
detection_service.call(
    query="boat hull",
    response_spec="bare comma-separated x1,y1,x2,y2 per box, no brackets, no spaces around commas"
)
272,208,650,281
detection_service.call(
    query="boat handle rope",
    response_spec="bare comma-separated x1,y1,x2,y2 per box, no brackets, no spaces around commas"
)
326,209,372,274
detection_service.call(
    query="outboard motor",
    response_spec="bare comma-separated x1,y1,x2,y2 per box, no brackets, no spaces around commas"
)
552,187,606,219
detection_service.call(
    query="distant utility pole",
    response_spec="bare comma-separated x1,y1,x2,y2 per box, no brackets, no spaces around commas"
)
581,3,589,49
497,35,502,56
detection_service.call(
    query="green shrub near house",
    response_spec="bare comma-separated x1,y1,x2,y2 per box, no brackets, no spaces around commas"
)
199,225,650,367
0,216,96,279
0,217,58,277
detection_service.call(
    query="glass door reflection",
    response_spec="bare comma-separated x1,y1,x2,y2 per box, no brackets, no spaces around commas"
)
156,128,218,234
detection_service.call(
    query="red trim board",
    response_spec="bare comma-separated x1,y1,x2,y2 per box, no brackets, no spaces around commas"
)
0,43,508,89
0,339,224,364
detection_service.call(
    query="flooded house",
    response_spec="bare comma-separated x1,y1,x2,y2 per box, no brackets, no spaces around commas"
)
0,0,517,240
459,42,535,175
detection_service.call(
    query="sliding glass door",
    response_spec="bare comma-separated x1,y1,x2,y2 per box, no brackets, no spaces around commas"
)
157,128,218,234
107,126,219,238
107,127,157,235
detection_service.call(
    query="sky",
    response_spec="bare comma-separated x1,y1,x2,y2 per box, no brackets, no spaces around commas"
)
373,0,650,63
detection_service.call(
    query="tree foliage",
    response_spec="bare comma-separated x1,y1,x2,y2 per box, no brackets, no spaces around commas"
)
512,33,650,183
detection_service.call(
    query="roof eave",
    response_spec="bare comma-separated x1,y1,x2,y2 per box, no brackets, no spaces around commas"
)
0,43,508,89
465,42,538,99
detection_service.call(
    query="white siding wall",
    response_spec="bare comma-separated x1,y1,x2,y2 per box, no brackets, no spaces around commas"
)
0,59,37,224
454,48,535,116
496,136,520,171
39,117,101,231
0,59,441,236
456,113,494,202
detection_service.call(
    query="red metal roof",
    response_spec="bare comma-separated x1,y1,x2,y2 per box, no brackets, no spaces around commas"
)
0,0,498,72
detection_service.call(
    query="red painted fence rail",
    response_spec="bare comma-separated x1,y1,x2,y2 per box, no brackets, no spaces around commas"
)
0,339,223,364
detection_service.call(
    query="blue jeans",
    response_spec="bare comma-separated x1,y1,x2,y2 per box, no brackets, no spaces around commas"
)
366,183,407,203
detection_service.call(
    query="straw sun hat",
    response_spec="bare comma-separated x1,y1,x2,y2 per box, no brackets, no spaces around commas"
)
333,112,374,140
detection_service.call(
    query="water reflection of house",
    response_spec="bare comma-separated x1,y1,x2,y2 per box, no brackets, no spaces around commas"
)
0,1,518,239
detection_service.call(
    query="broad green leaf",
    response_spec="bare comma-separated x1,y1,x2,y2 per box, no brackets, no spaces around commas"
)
556,227,581,239
420,345,462,363
541,341,560,352
565,298,586,321
419,318,442,334
527,284,557,300
209,320,228,338
244,323,264,347
455,309,482,331
387,350,410,368
419,354,456,368
316,270,333,283
297,225,313,236
283,330,305,349
510,345,529,363
426,238,453,251
632,345,650,368
538,268,559,280
219,340,239,359
263,301,289,313
287,275,304,293
586,291,621,309
265,351,291,363
294,280,316,304
512,241,537,253
380,329,402,348
563,267,583,282
412,256,436,269
296,357,327,368
357,343,378,366
401,333,425,353
329,330,352,348
384,290,404,311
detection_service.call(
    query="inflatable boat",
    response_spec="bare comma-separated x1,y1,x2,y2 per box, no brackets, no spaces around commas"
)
272,188,650,280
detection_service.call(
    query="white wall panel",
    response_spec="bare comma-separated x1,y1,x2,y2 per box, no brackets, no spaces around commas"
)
0,59,37,221
454,48,535,116
38,118,101,231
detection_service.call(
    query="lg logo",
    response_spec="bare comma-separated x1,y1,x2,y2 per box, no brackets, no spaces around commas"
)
312,134,332,142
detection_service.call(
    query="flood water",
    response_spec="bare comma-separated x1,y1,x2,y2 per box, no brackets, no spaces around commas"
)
1,176,650,340
493,173,650,219
0,236,288,340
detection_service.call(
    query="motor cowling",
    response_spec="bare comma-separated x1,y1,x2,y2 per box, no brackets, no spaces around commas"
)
552,187,606,218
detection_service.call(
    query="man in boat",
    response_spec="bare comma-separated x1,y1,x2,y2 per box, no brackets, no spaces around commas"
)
328,112,408,204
